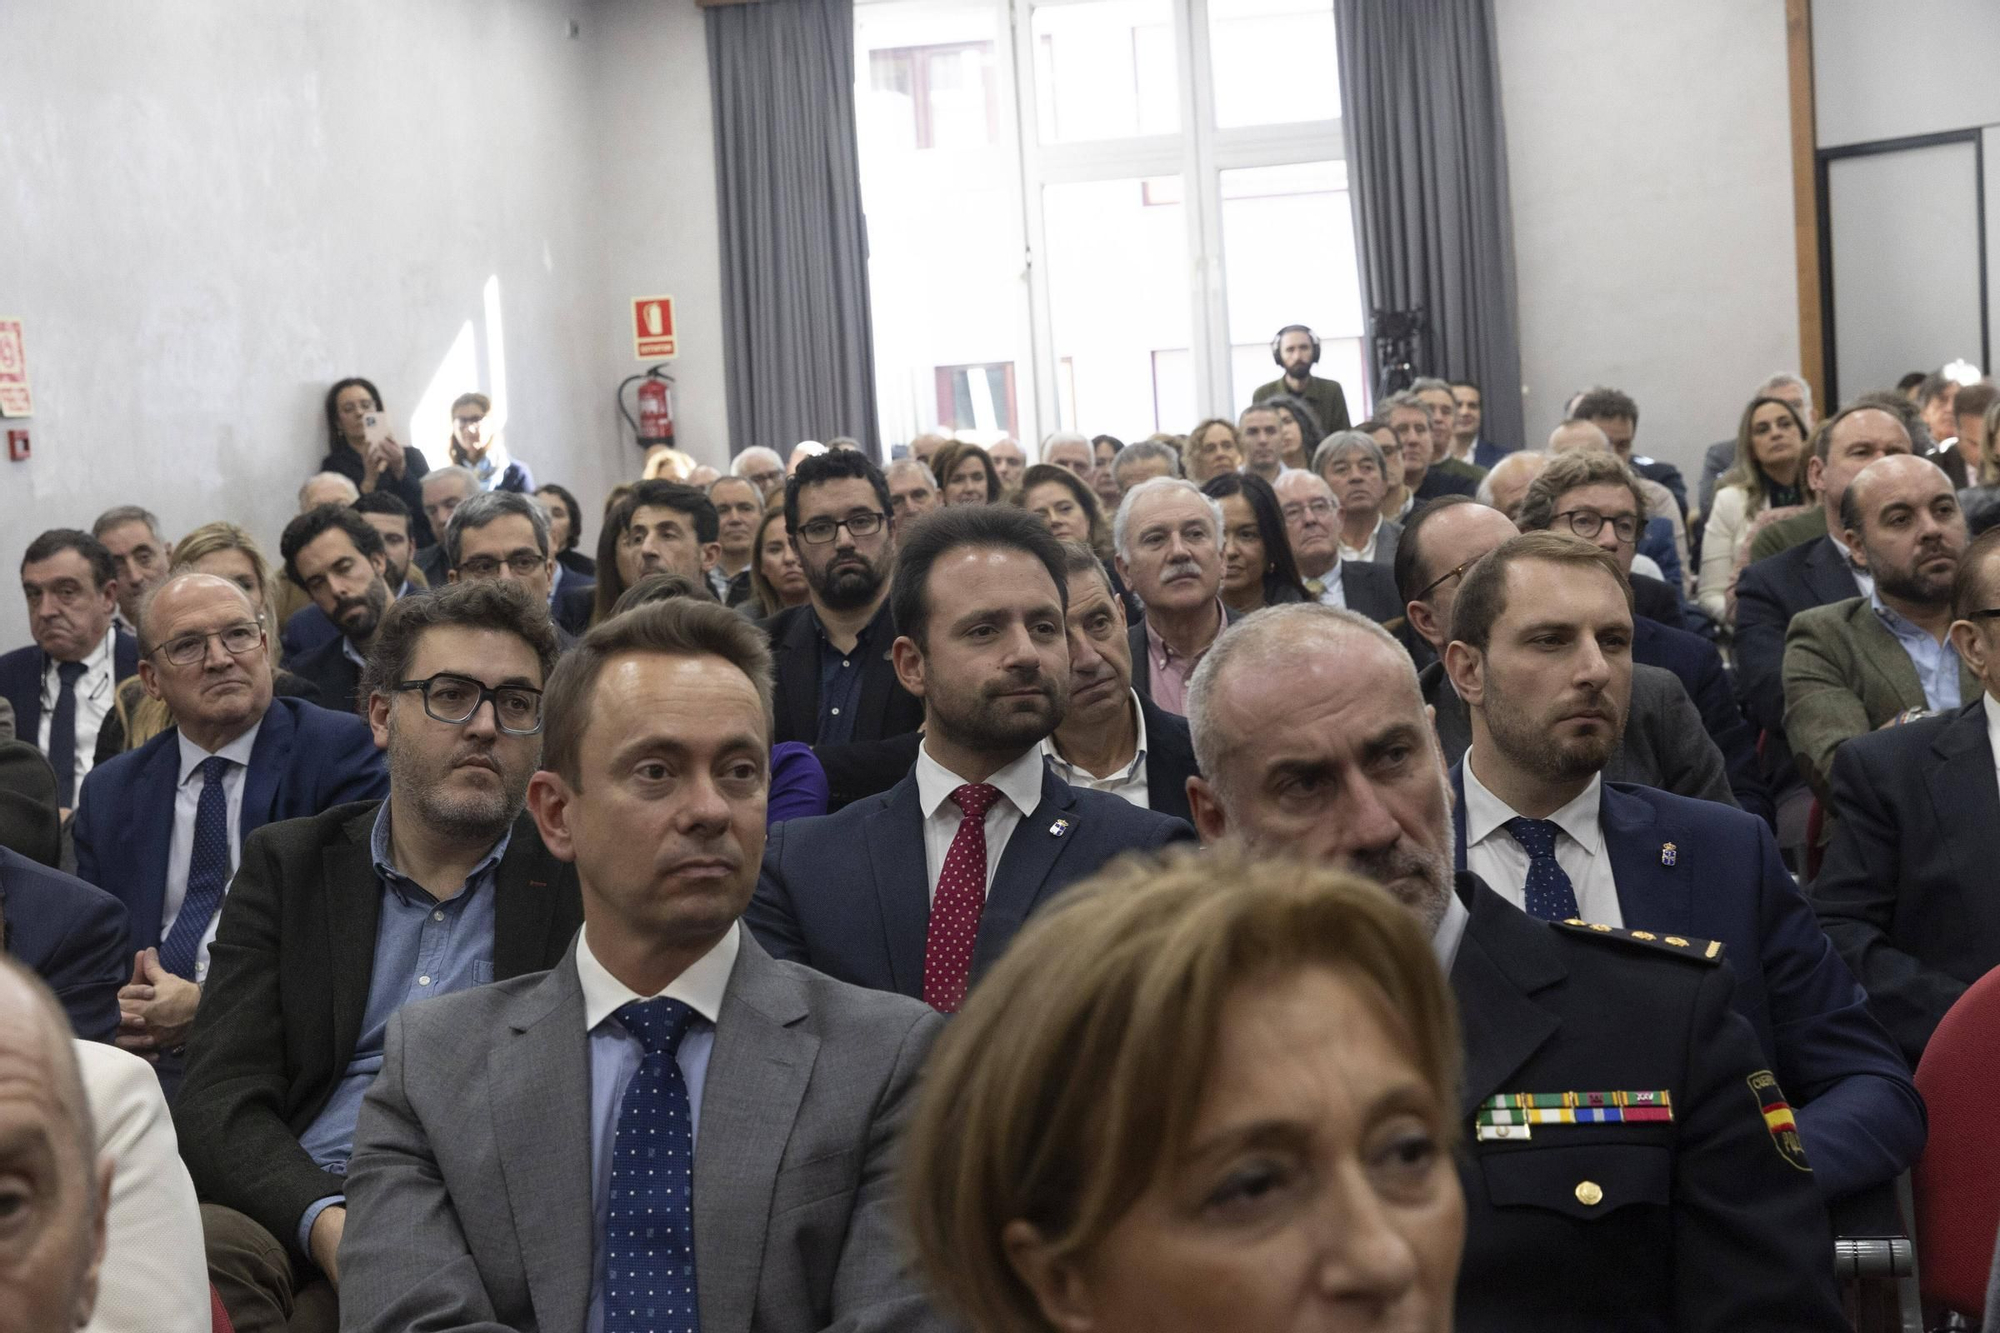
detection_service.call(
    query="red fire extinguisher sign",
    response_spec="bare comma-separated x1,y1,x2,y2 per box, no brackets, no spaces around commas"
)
632,296,677,360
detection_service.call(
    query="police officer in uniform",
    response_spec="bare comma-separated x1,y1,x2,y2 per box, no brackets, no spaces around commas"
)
1182,602,1846,1332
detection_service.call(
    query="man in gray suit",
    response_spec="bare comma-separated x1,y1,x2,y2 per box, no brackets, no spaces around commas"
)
338,599,946,1333
1397,496,1737,807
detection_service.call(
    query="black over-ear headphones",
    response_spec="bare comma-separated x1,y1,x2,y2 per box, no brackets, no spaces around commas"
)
1271,324,1321,368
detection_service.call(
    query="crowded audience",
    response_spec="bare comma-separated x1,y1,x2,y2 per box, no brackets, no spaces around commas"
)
16,336,2000,1333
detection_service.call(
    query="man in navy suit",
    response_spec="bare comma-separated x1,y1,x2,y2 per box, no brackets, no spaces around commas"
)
279,505,401,716
1441,532,1923,1203
750,506,1194,1009
1516,449,1774,826
283,491,429,661
0,529,140,809
73,572,386,1082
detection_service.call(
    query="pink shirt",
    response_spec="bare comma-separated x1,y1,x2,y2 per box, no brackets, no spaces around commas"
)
1143,599,1226,715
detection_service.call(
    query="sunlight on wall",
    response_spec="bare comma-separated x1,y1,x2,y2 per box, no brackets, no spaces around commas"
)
483,273,510,443
413,319,477,467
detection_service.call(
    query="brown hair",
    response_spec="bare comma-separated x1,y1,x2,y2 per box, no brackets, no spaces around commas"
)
747,508,800,618
1448,531,1633,653
901,846,1460,1333
931,440,1002,503
1514,449,1648,538
541,598,774,788
1952,525,2000,622
1718,396,1810,513
359,580,560,705
1011,462,1109,558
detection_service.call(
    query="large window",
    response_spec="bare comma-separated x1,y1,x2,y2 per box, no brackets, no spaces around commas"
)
856,0,1362,452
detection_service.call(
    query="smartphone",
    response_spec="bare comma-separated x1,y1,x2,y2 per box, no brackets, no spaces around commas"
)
362,412,390,448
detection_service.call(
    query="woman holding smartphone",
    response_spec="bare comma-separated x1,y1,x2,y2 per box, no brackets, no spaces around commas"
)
318,376,436,543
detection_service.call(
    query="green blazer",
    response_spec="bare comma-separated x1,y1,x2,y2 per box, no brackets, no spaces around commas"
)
1750,506,1829,565
1782,595,1979,797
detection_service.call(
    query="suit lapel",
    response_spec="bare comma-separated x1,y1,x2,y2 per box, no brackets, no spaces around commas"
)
1452,881,1565,1115
490,955,596,1333
1853,603,1927,712
863,777,931,996
323,808,385,1068
1126,622,1150,699
1929,707,2000,899
1599,784,1692,935
238,701,290,842
777,612,820,744
1449,762,1469,870
130,739,180,950
851,600,901,740
694,938,818,1333
493,810,564,978
972,767,1077,979
1804,538,1859,605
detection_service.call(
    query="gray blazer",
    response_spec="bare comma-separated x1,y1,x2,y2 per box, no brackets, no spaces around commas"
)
338,930,948,1333
1420,660,1737,810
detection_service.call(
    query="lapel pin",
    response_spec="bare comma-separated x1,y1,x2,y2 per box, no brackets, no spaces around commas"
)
1049,818,1071,837
1660,842,1677,868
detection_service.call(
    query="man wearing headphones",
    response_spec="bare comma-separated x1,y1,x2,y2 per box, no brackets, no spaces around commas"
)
1252,324,1351,436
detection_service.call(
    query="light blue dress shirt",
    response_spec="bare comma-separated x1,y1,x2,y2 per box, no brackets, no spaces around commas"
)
1871,588,1962,712
578,923,738,1333
294,803,507,1250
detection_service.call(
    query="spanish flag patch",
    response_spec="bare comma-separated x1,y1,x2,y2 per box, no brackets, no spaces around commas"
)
1748,1069,1812,1172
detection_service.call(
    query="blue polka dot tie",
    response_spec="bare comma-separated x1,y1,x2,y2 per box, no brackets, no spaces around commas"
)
1506,816,1580,922
607,997,702,1333
159,756,232,981
922,782,1001,1014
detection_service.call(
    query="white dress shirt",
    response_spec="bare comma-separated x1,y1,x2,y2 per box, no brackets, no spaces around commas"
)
1983,692,2000,790
38,626,118,792
1340,516,1385,565
77,1040,209,1333
1461,753,1621,926
1431,886,1470,974
915,742,1045,905
1041,689,1150,809
1828,528,1876,601
159,719,263,982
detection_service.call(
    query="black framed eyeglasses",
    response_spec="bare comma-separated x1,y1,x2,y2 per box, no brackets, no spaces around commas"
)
796,512,888,545
1416,559,1474,603
1554,509,1641,545
1965,609,2000,621
394,673,544,735
153,622,265,667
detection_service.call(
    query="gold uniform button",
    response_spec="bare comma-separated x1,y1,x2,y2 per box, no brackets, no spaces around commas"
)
1575,1180,1603,1207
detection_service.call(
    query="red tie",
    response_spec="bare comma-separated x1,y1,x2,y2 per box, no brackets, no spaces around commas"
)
922,782,1002,1013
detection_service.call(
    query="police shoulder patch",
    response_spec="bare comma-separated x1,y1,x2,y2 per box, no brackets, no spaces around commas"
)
1551,918,1725,964
1748,1069,1812,1172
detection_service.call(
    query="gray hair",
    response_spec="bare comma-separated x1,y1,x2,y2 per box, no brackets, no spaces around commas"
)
92,505,164,542
1187,604,1415,802
1041,430,1092,457
886,457,939,488
1112,439,1183,486
1409,377,1454,397
297,472,360,510
1237,401,1282,426
135,569,257,655
1757,372,1814,417
732,445,783,478
444,489,551,570
1113,476,1224,562
1312,430,1387,480
1381,390,1428,416
1475,450,1550,508
422,464,480,498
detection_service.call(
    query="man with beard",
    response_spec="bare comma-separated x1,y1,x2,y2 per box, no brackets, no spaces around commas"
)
280,506,400,716
1785,453,1978,798
173,581,582,1333
1181,601,1850,1331
1443,533,1921,1204
71,573,385,1094
1251,323,1351,436
750,506,1192,1008
764,451,923,750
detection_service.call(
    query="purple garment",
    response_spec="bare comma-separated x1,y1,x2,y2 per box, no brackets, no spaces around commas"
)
769,741,830,826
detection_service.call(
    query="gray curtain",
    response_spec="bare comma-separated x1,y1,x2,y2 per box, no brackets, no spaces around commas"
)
708,0,879,457
1334,0,1524,451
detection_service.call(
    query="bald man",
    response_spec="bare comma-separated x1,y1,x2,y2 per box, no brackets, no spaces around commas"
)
0,958,111,1333
1475,450,1547,523
1549,419,1690,597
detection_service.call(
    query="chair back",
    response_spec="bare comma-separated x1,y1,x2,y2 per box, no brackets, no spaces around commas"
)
1915,966,2000,1314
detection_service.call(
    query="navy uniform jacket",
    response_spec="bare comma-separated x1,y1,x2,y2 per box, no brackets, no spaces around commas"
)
1810,702,2000,1064
748,760,1194,1000
0,844,127,1042
1632,614,1774,826
72,696,389,960
1452,768,1924,1202
0,632,141,762
1450,874,1845,1331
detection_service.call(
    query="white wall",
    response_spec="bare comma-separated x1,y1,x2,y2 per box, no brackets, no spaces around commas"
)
1813,0,2000,149
1493,0,1802,476
0,0,728,650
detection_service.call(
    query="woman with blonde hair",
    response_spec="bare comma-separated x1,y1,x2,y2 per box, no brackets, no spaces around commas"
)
1697,395,1810,621
95,523,321,758
903,846,1465,1333
1184,418,1243,484
446,391,533,492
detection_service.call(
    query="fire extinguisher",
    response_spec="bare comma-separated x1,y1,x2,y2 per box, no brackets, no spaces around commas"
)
617,365,676,451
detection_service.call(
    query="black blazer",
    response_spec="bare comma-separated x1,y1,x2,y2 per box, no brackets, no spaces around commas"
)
1450,875,1845,1331
1811,701,2000,1064
763,599,922,748
552,580,596,637
1631,572,1688,631
286,634,365,717
173,800,583,1256
0,632,141,760
0,844,126,1042
321,446,435,546
749,761,1194,1000
1734,535,1862,737
1341,559,1404,625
